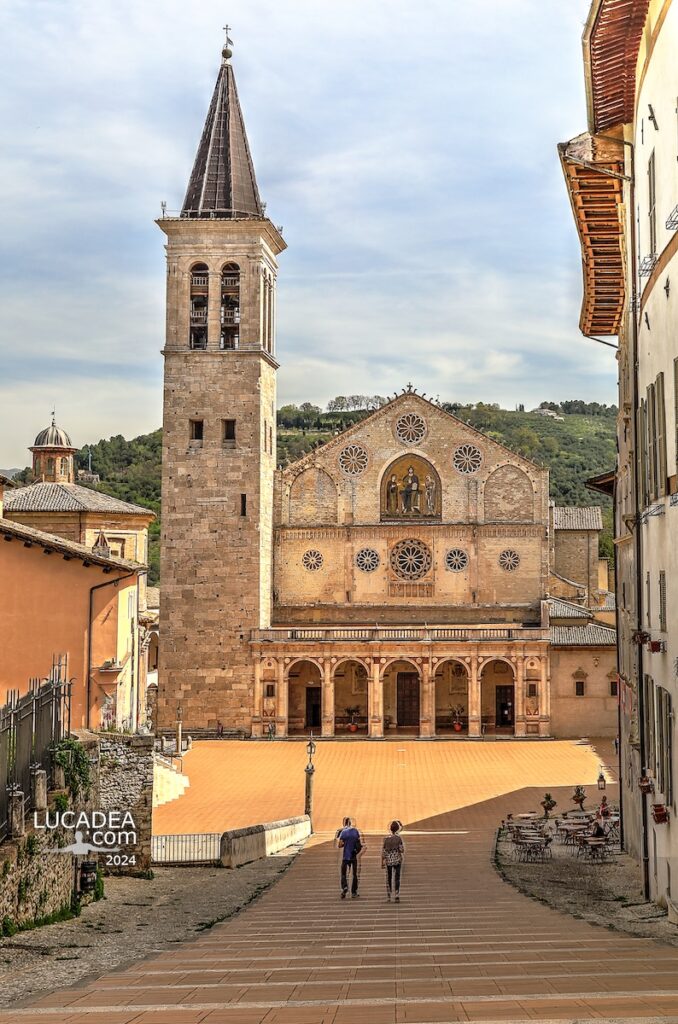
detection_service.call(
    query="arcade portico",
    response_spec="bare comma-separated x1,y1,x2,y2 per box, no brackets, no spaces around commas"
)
251,624,550,738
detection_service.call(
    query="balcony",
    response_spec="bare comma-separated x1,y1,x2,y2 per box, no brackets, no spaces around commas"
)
252,625,547,644
221,310,240,324
222,276,239,288
190,309,207,323
191,275,208,288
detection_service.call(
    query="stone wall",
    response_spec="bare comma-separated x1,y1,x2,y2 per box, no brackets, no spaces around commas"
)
553,530,599,603
0,829,74,933
549,647,618,738
79,731,154,873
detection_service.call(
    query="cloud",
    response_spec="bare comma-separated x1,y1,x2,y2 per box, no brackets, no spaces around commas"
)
0,0,610,466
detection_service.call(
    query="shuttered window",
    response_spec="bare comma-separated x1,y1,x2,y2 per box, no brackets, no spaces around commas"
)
637,400,649,508
647,383,657,501
648,151,657,255
656,372,667,497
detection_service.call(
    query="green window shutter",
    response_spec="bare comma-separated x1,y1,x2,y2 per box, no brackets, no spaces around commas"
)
656,372,667,497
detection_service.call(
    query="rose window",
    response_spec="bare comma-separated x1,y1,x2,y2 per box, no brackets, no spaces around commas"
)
302,549,324,572
395,412,426,445
390,538,432,580
498,549,520,572
445,548,469,573
355,547,380,573
338,443,368,476
453,444,483,474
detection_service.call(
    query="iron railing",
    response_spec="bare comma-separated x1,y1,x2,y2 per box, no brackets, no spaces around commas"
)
151,833,221,865
1,657,71,838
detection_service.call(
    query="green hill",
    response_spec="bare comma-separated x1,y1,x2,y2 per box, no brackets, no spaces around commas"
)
13,400,614,585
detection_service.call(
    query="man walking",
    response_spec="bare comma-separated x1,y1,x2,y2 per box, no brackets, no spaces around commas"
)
337,817,364,899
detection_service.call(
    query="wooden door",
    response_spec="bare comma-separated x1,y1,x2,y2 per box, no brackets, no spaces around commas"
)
495,685,514,728
397,673,420,727
305,687,321,729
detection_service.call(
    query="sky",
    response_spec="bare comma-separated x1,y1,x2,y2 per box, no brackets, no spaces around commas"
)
0,0,615,468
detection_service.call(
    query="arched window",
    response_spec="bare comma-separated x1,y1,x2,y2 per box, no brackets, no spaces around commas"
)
221,263,240,350
46,457,55,476
189,262,209,349
60,457,68,476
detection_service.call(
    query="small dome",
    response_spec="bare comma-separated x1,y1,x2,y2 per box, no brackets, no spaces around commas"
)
33,419,74,449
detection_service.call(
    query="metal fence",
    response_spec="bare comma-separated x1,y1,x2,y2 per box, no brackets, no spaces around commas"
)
0,656,71,841
151,833,222,865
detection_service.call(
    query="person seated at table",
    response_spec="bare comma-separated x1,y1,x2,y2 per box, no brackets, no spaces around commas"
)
599,795,611,818
590,817,606,839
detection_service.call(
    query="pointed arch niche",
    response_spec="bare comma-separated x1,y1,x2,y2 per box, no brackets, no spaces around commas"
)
380,455,441,521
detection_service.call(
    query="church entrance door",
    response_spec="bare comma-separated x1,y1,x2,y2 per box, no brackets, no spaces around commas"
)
495,685,514,729
305,687,321,729
397,673,420,727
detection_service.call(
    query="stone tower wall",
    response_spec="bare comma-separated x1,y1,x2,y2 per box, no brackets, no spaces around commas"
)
157,219,283,732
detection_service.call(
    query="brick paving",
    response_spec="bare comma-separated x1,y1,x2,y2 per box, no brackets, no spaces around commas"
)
6,740,678,1023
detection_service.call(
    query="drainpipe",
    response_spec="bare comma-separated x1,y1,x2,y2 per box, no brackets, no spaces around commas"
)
87,570,137,730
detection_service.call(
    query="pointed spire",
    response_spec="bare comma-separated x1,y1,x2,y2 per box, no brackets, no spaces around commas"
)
182,35,263,219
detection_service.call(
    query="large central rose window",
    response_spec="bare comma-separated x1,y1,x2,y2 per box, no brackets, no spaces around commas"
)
390,538,432,580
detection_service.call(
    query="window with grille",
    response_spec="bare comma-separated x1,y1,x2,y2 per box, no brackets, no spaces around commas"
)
575,680,585,697
659,571,667,632
610,679,618,697
527,683,537,698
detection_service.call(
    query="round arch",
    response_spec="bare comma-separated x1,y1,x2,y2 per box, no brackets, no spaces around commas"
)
379,657,422,677
331,656,371,678
332,658,369,734
286,658,323,735
381,659,422,732
379,454,442,520
433,658,469,734
480,657,516,734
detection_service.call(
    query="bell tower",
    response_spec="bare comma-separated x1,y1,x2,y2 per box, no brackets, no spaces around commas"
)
157,36,286,732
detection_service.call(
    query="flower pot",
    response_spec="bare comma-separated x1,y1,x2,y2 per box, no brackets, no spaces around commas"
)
453,721,463,732
348,723,358,733
652,803,669,824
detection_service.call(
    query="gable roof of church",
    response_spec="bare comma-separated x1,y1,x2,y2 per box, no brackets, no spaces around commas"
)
281,391,545,477
182,47,263,219
4,482,154,517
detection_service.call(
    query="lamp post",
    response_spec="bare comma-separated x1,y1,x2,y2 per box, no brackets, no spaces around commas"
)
176,703,183,758
305,733,316,829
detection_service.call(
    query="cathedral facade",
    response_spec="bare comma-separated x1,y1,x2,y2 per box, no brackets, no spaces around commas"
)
157,41,616,740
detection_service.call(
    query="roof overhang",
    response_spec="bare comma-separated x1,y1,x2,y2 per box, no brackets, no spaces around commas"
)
583,0,650,133
586,468,616,496
558,132,626,337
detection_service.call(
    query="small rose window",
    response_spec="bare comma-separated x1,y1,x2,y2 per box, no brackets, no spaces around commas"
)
499,549,520,572
355,547,380,572
445,548,469,572
302,549,324,572
395,412,426,445
453,444,483,474
338,443,368,476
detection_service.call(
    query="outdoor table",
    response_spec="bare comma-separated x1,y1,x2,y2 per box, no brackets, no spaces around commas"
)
581,837,609,861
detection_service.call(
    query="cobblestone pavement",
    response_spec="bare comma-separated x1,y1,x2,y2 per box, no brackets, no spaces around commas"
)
7,740,678,1023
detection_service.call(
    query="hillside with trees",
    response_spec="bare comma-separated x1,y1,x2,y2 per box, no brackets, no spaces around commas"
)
10,399,616,583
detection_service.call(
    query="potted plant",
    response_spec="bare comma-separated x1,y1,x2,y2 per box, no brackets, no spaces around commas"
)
541,792,557,818
450,704,465,732
638,775,655,794
572,785,587,810
652,803,669,824
345,706,360,733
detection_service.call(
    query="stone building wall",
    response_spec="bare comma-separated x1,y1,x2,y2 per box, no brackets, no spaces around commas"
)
549,647,618,738
553,530,599,602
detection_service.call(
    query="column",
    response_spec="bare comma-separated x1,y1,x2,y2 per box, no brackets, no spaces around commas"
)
370,660,384,738
539,655,551,737
322,660,335,738
468,656,481,736
276,659,288,738
252,659,263,737
514,657,526,737
420,663,434,738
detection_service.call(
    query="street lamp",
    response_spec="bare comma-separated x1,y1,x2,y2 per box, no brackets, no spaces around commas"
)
597,767,606,791
305,732,316,827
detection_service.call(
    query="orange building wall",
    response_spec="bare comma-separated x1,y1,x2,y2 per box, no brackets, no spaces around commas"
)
0,539,137,729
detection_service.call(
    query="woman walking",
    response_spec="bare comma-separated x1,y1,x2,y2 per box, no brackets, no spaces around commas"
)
381,820,405,902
